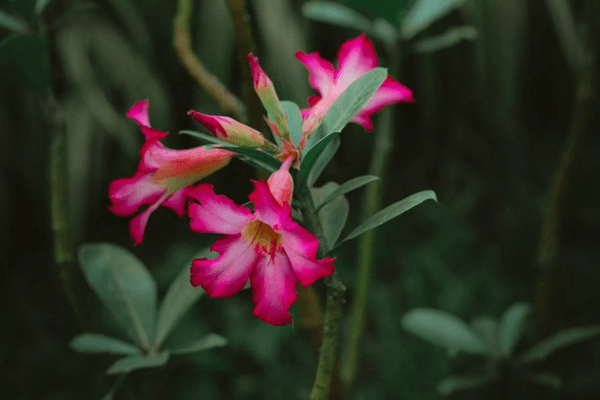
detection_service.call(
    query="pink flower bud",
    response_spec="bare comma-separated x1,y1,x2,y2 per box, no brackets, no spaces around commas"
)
188,111,265,148
267,156,294,207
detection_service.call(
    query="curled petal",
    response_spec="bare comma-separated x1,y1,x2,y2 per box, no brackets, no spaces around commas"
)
108,172,165,216
129,192,169,245
281,224,335,287
191,235,257,297
248,180,292,229
126,99,151,127
250,250,298,326
295,51,335,97
188,184,253,235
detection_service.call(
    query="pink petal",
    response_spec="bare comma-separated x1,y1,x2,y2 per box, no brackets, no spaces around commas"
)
250,250,298,326
191,235,257,297
247,53,271,90
129,192,169,245
351,76,415,131
126,100,151,127
300,95,322,120
295,51,335,97
281,223,335,287
334,34,378,89
248,180,292,229
187,111,228,138
108,172,165,216
161,186,191,217
188,184,253,235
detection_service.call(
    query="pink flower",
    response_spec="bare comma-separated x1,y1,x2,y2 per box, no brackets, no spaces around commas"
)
296,33,414,134
188,179,335,326
109,100,235,245
187,111,266,148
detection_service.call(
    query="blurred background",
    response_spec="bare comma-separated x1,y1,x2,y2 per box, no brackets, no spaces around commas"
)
1,0,599,399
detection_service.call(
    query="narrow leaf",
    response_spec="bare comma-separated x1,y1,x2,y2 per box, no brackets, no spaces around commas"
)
154,249,217,349
311,182,349,249
78,243,157,350
179,130,230,146
0,10,27,32
35,0,53,15
316,175,380,211
524,372,562,389
218,145,281,174
320,68,388,135
498,302,530,356
70,334,140,355
470,317,499,356
412,26,477,53
401,308,488,355
169,333,228,355
337,190,437,247
106,352,169,375
307,135,340,187
437,374,489,395
517,325,600,364
302,1,372,32
400,0,466,40
298,132,339,189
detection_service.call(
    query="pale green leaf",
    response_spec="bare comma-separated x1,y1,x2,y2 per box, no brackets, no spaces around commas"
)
154,248,217,349
316,175,380,211
268,100,303,147
106,352,169,375
70,334,140,355
401,308,488,355
336,190,437,247
437,374,490,395
498,302,530,356
517,325,600,364
78,243,157,350
298,132,339,189
34,0,53,15
400,0,465,40
302,1,372,32
469,317,499,356
412,26,477,53
311,182,349,249
169,333,228,355
524,371,562,389
0,10,27,32
307,135,340,187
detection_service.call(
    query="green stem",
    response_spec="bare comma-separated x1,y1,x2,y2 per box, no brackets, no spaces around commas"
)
342,49,400,390
299,187,346,400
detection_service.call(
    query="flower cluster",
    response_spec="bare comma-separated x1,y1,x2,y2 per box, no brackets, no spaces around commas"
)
108,34,413,326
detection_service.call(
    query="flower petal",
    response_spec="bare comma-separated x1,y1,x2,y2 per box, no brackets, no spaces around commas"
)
281,223,335,287
129,192,169,245
334,34,378,90
161,186,191,217
126,100,151,127
191,235,257,297
188,184,253,234
351,76,415,131
295,51,335,97
248,180,292,229
108,172,165,216
250,250,298,326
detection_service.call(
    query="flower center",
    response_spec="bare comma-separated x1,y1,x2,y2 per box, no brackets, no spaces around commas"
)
241,220,282,257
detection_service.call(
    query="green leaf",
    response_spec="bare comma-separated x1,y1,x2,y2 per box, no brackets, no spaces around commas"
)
78,243,157,350
412,26,477,53
179,130,231,146
106,352,169,375
523,372,562,389
316,175,380,211
169,333,228,355
336,190,437,247
298,132,339,189
218,145,281,174
437,374,490,395
302,1,372,32
311,182,349,249
320,68,388,135
0,10,28,32
0,34,50,89
498,302,530,356
307,135,340,187
400,0,465,40
469,317,498,356
70,334,141,355
517,325,600,364
34,0,53,15
268,100,303,148
401,308,488,355
154,249,216,349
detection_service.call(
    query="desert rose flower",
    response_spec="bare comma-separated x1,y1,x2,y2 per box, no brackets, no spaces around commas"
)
296,33,414,134
188,177,334,326
109,100,234,245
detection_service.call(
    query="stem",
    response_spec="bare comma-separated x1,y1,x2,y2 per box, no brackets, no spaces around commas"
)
225,0,266,136
299,188,346,400
342,50,400,390
173,0,246,121
535,66,592,338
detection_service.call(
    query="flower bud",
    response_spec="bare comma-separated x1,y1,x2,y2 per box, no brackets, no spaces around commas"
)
188,111,265,148
267,156,294,207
